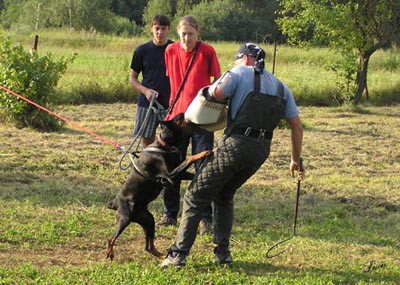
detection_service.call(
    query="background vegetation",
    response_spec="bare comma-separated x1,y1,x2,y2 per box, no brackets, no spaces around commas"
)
2,29,399,108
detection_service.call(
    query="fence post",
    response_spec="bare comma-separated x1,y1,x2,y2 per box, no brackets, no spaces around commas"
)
30,35,39,55
272,41,277,75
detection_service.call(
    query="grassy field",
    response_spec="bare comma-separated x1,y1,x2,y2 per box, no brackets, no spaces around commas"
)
0,103,399,284
4,29,400,106
0,30,399,284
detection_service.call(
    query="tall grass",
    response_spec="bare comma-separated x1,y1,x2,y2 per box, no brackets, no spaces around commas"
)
4,29,400,106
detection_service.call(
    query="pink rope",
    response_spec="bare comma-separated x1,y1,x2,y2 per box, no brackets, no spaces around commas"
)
0,85,120,149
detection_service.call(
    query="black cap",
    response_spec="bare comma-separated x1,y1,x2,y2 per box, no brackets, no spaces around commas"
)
235,43,265,60
235,43,266,72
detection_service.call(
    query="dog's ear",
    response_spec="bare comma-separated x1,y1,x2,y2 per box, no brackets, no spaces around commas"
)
160,113,185,127
159,120,170,128
172,113,185,127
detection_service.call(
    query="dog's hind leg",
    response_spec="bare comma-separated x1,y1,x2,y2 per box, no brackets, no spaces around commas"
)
107,200,132,260
107,217,130,260
135,208,163,258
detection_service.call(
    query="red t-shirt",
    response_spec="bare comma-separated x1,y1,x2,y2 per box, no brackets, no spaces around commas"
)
165,41,221,120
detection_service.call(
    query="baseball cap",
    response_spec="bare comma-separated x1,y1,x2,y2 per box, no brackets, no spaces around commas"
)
235,43,265,60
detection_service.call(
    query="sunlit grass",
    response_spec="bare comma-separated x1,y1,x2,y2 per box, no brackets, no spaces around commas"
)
4,29,400,106
1,104,399,284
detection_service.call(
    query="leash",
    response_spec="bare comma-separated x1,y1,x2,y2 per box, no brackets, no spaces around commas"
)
0,84,122,150
117,93,163,170
0,84,160,171
266,157,304,258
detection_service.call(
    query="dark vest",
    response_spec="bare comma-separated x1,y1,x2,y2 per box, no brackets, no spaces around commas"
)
225,70,286,140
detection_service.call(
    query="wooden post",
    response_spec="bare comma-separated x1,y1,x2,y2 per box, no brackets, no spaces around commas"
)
32,35,39,51
272,41,277,75
30,35,39,55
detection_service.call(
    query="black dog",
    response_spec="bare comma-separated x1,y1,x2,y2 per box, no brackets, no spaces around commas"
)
106,113,212,259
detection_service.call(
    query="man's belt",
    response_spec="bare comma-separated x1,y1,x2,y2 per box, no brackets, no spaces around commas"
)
230,127,273,140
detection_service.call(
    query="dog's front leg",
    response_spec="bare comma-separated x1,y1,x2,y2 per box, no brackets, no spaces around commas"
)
169,150,213,179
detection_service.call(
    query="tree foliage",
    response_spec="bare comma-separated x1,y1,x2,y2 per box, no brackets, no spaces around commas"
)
110,0,147,25
278,0,400,104
143,0,280,42
188,0,253,41
1,0,282,41
0,37,75,130
0,0,139,35
142,0,177,30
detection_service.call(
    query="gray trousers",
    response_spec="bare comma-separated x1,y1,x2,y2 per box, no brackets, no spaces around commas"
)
170,134,271,254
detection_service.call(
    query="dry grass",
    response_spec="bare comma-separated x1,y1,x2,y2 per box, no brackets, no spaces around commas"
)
0,103,399,284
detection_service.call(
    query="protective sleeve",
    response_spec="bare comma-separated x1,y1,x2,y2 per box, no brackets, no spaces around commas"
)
209,71,233,98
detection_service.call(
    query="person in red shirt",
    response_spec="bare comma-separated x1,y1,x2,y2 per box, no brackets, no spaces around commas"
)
158,16,221,235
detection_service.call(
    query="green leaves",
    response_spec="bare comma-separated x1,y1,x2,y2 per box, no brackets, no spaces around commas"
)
278,0,400,104
0,37,75,130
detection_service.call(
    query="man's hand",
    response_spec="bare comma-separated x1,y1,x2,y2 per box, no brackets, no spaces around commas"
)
143,89,158,101
290,158,304,180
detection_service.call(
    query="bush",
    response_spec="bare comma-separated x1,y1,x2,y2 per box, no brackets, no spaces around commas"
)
189,0,254,42
0,37,75,131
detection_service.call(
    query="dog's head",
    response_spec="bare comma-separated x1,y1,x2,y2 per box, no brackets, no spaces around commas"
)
159,113,194,146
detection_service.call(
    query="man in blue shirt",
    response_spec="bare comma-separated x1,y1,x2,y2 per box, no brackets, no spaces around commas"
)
161,43,304,268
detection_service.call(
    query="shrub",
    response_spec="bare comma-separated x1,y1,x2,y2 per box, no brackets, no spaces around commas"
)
0,37,75,130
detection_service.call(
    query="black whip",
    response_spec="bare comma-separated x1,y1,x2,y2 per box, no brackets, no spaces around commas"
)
266,157,304,258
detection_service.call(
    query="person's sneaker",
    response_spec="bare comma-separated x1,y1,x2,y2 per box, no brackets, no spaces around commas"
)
160,251,187,269
199,219,213,235
214,246,232,265
156,216,177,227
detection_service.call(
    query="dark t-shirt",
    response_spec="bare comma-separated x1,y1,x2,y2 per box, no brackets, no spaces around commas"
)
130,40,173,108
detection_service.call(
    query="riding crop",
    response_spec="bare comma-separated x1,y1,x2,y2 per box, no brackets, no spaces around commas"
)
266,157,304,258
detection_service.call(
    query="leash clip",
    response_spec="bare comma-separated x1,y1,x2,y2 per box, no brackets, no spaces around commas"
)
244,127,251,136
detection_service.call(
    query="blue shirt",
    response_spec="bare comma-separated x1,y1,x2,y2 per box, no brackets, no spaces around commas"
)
212,65,299,120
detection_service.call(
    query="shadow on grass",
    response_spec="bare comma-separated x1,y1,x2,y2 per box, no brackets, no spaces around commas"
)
0,172,119,207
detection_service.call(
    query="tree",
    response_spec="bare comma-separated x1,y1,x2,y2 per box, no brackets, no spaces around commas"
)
278,0,400,104
110,0,146,25
188,0,254,41
176,0,202,16
241,0,280,43
1,0,136,34
142,0,177,29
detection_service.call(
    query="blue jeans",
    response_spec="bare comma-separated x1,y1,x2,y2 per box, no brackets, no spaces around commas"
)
163,128,214,221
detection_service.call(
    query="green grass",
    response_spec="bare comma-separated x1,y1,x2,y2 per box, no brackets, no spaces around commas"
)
0,29,399,284
1,104,399,284
3,29,400,106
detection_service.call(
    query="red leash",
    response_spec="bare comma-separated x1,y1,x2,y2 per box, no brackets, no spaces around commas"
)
0,85,121,150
